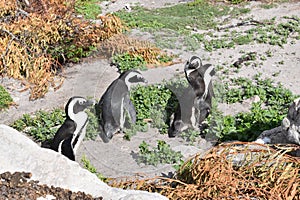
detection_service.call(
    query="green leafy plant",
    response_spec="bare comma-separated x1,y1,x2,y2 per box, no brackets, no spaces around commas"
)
81,154,107,182
112,53,147,73
232,34,254,45
138,140,183,166
11,109,65,142
265,49,273,57
115,1,243,32
85,108,100,140
11,104,102,143
123,122,148,141
0,85,13,110
148,107,169,134
180,129,201,144
206,75,297,141
75,0,102,19
204,38,235,52
130,84,173,125
260,3,278,9
228,0,246,4
130,78,187,134
198,16,299,52
114,1,252,52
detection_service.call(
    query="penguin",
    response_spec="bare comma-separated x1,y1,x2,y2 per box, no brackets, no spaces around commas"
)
50,96,94,161
184,55,215,125
96,70,147,143
169,56,215,137
168,85,198,137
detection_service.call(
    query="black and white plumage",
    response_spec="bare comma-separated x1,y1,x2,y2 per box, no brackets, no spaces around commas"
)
184,56,215,124
50,96,94,161
169,56,215,137
168,86,198,137
96,70,147,143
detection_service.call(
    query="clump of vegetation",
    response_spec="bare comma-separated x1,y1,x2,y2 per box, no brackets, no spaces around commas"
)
130,79,188,134
112,53,147,73
114,0,252,52
112,143,300,199
85,108,100,141
201,16,300,52
11,109,65,143
231,51,257,70
0,85,14,110
116,1,299,54
115,0,245,32
206,75,297,141
75,0,102,19
227,0,247,4
130,84,173,126
100,34,175,69
138,140,183,166
10,104,102,142
180,129,201,144
81,155,108,182
123,122,149,141
0,0,123,99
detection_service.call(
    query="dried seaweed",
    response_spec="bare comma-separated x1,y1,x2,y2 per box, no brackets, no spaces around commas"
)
111,142,300,200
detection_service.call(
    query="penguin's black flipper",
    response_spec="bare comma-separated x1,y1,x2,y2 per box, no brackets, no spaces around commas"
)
61,136,75,161
99,129,110,143
125,95,137,124
95,101,110,143
187,71,206,98
50,119,76,151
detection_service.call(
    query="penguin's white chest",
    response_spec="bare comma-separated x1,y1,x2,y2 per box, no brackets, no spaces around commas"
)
120,97,126,129
71,112,88,154
202,65,214,100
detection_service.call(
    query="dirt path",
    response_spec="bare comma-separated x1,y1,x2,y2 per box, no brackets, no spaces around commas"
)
1,1,299,179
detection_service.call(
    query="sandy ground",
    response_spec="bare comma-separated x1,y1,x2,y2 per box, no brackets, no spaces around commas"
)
1,1,300,179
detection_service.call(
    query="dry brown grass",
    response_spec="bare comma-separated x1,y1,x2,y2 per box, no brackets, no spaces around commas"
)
0,0,171,99
98,34,175,66
0,0,123,100
111,142,300,200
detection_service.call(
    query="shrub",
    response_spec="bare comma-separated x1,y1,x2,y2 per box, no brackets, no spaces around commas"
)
138,140,183,166
11,109,65,143
0,85,13,110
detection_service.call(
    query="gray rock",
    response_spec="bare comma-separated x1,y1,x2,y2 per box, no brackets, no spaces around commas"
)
172,145,201,159
0,125,168,200
256,98,300,145
220,143,269,166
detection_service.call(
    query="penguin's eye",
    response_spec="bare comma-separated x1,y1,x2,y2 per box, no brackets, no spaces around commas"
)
78,100,85,105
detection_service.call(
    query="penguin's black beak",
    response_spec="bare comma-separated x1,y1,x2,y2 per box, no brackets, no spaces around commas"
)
85,99,96,107
137,75,148,84
189,62,198,69
142,77,148,84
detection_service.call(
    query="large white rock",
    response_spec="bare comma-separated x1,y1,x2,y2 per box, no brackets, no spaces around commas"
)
0,125,168,200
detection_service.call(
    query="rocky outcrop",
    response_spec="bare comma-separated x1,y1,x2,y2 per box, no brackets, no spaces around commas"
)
256,98,300,145
0,125,168,200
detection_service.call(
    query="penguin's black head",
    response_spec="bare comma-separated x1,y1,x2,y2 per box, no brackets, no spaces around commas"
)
65,96,95,119
120,70,147,88
185,56,202,71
